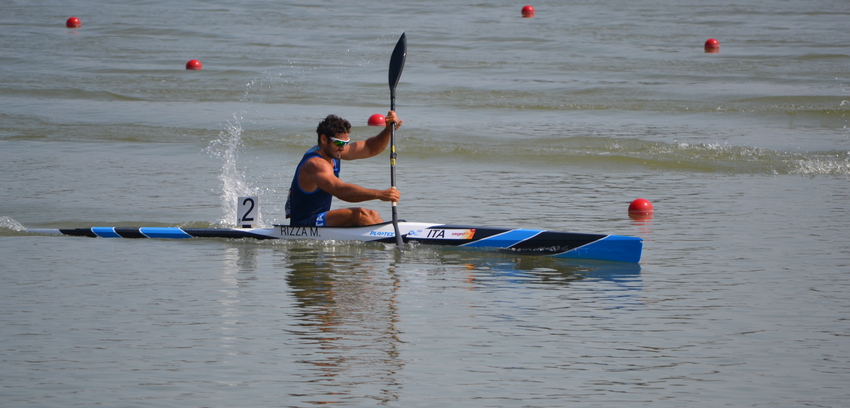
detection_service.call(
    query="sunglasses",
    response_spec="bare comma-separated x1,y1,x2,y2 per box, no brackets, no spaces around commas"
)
328,136,350,147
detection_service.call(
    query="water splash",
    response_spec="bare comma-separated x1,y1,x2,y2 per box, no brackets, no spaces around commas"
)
205,113,261,227
204,69,300,229
792,153,850,176
0,216,26,232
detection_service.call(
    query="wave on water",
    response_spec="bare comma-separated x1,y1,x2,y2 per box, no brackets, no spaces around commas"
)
792,155,850,176
401,135,850,176
645,142,850,176
662,142,850,176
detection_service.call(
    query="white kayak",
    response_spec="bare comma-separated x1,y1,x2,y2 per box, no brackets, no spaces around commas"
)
28,221,643,263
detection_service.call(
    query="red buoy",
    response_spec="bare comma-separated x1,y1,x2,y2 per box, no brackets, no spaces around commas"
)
185,59,203,70
628,198,654,221
704,38,720,53
628,198,654,214
522,5,535,17
367,113,385,127
66,17,82,28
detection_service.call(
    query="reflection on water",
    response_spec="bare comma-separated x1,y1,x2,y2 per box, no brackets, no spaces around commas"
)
409,245,642,286
212,240,644,404
281,244,404,404
422,248,644,311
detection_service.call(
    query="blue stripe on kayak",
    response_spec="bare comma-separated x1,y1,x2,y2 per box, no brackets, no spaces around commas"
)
554,235,643,263
139,227,193,239
92,227,121,238
461,229,542,248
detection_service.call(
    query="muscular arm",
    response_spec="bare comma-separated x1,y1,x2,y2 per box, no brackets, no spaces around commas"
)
300,157,399,203
341,111,402,160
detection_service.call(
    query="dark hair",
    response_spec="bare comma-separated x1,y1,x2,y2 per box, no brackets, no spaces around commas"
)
316,115,351,144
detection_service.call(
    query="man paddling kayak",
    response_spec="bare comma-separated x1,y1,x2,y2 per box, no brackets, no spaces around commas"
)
285,112,403,227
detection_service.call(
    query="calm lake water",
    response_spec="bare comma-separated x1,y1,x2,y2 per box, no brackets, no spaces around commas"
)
1,0,849,407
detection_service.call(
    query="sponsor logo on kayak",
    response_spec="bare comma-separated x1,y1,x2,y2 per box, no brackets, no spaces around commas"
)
452,229,476,239
278,226,320,237
369,230,395,237
408,229,476,239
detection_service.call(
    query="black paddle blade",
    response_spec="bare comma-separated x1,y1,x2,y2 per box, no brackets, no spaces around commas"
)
388,33,407,95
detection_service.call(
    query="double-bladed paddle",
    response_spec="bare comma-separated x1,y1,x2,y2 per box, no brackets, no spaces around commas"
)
388,33,406,250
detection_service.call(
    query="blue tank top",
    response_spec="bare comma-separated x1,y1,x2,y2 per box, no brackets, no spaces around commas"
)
286,146,341,225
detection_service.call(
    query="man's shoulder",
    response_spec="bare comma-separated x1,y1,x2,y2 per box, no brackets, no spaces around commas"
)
301,154,326,166
300,154,336,172
300,145,321,158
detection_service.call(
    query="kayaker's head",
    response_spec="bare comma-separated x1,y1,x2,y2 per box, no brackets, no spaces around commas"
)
317,114,352,159
316,114,351,146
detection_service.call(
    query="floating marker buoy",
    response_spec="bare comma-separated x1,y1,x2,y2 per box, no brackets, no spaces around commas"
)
704,38,720,53
367,113,385,126
185,59,203,70
66,17,82,28
628,198,654,214
628,198,654,221
522,5,535,17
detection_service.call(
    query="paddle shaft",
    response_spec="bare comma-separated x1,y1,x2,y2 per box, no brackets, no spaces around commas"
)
390,94,398,189
390,98,402,248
